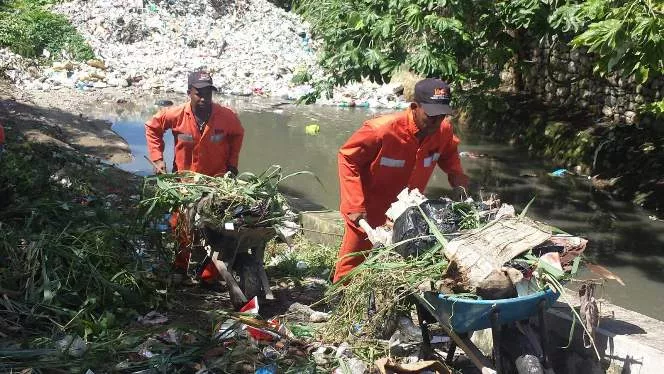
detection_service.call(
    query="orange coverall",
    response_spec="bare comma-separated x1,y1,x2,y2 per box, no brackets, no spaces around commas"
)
333,108,468,283
145,102,244,279
145,102,244,176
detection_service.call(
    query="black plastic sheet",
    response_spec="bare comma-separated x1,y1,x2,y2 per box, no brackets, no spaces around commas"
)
391,199,459,258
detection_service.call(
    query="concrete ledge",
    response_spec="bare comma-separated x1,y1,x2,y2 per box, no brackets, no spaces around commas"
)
299,211,344,248
298,210,664,373
545,298,664,374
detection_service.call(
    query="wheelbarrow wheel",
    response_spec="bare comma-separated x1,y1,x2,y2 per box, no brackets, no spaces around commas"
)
514,354,543,374
499,324,544,374
236,253,263,302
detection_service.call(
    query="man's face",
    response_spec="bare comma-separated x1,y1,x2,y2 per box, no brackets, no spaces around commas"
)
413,104,446,136
188,86,214,113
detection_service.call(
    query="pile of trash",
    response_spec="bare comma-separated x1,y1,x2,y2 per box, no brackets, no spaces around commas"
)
326,188,592,339
1,0,417,107
316,80,410,110
2,0,323,97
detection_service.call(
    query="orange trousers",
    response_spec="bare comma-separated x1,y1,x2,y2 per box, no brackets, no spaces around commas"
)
170,212,219,282
332,218,374,283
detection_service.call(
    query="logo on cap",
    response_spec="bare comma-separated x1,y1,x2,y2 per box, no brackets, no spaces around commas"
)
431,87,450,100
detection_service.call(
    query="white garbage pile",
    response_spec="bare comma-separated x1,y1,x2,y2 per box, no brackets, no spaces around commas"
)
0,0,412,107
3,0,323,97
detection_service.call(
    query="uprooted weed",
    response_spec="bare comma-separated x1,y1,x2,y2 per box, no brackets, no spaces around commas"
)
320,243,449,342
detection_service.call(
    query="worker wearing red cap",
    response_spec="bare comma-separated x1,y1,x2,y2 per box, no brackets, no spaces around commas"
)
334,78,469,283
145,71,245,283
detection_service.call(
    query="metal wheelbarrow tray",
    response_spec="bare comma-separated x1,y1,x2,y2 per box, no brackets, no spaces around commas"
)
413,288,560,374
202,224,278,309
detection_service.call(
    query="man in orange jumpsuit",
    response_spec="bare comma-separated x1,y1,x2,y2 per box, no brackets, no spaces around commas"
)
145,71,245,282
334,78,469,283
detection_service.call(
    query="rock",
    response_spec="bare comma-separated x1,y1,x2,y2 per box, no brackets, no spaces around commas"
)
602,106,613,117
570,49,580,60
287,302,316,321
556,86,569,98
567,61,577,73
544,82,554,93
625,111,637,124
310,311,330,323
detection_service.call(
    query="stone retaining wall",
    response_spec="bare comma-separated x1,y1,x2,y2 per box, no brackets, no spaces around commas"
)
514,38,663,125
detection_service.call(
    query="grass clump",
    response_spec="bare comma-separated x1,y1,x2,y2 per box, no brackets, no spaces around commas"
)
266,235,337,280
322,243,449,341
0,0,94,60
0,139,163,370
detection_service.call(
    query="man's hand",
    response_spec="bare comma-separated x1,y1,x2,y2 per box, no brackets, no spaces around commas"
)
346,212,367,225
152,160,166,174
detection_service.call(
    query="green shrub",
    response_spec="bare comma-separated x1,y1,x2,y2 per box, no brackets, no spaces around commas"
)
0,1,94,60
291,68,312,85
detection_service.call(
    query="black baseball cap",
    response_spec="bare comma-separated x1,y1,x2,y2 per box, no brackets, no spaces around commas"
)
414,78,453,116
188,71,217,90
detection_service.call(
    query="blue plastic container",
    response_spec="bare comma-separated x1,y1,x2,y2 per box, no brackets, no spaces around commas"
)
417,288,559,333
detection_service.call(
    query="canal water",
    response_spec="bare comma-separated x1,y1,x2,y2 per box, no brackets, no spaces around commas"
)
100,94,664,320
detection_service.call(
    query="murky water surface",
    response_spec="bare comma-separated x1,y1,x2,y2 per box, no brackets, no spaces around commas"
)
98,94,664,319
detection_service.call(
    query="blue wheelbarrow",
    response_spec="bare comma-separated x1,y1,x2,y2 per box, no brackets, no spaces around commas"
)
413,288,560,374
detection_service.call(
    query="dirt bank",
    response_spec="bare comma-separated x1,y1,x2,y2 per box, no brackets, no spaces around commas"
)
0,80,136,163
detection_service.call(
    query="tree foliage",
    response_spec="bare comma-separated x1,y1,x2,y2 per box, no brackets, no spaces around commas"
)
0,0,94,60
295,0,495,86
296,0,663,106
550,0,664,83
